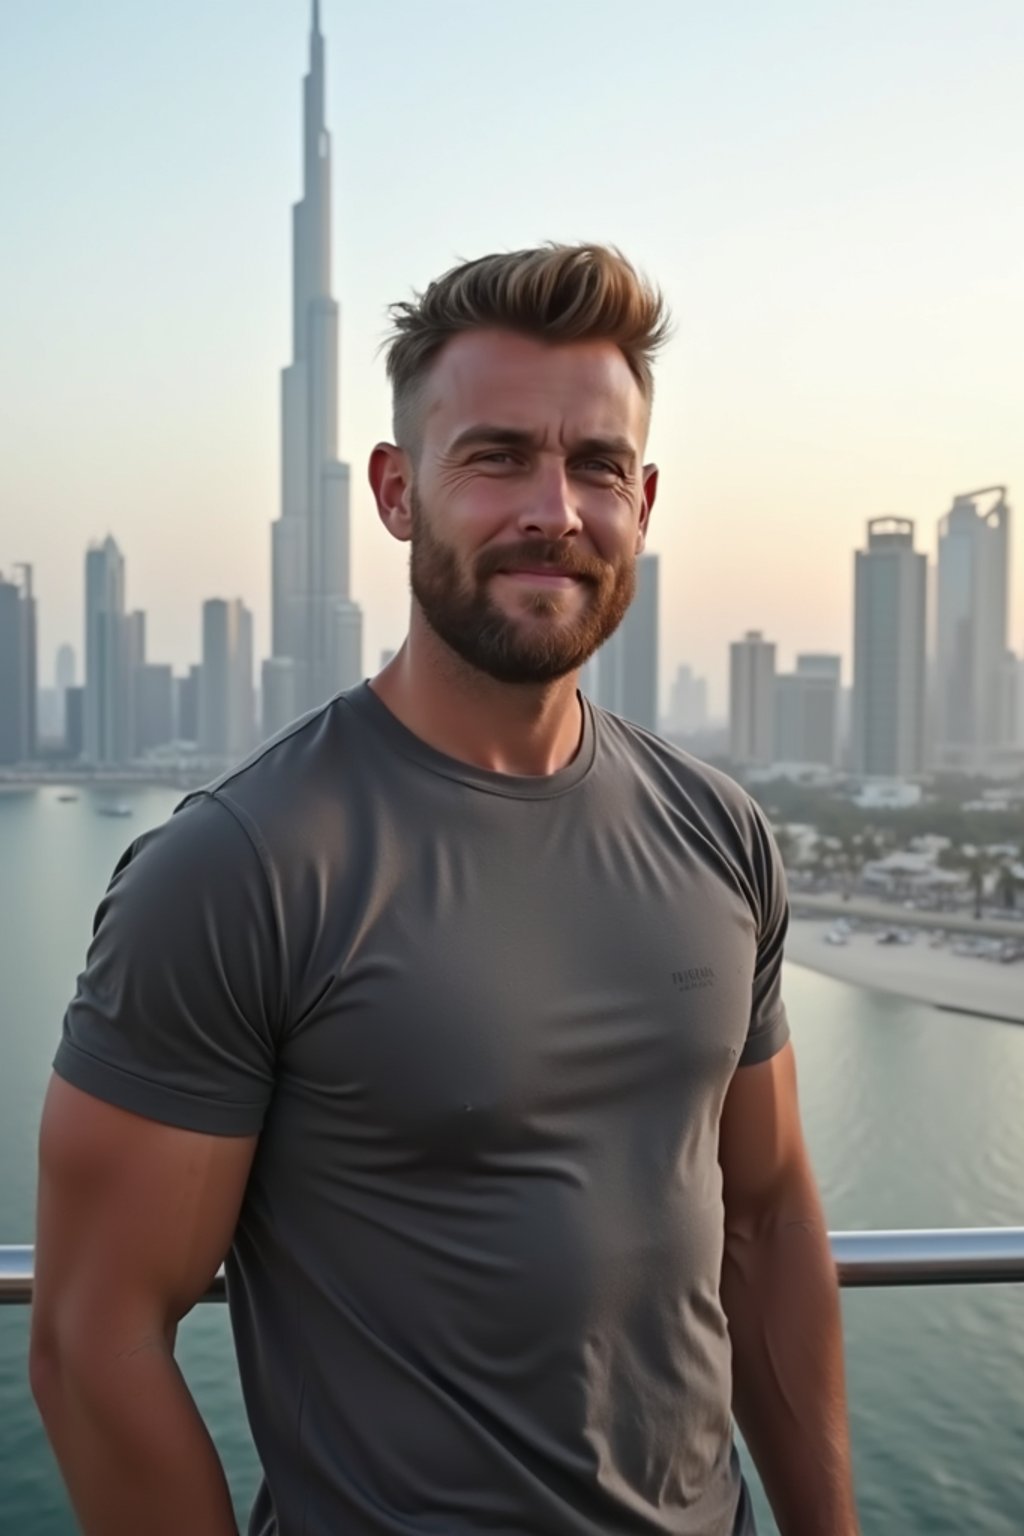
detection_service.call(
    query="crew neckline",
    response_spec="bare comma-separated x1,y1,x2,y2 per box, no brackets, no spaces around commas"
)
341,681,597,801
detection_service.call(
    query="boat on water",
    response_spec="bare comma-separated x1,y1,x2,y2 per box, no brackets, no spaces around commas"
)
56,793,79,803
96,804,133,818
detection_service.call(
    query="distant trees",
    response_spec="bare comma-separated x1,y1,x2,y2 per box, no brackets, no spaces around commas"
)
937,847,1021,919
746,777,1024,853
771,824,799,871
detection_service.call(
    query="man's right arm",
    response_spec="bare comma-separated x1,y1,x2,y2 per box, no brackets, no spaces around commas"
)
30,1076,257,1536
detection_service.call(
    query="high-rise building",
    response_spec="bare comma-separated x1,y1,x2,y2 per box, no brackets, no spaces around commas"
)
125,611,146,670
852,518,927,778
64,686,85,758
200,599,254,761
997,650,1023,750
774,655,841,767
729,630,776,766
55,642,76,742
594,553,659,732
0,564,37,764
578,655,598,702
55,644,76,694
266,2,362,735
666,664,709,737
123,609,147,757
134,665,175,755
84,536,131,765
260,658,298,744
935,487,1011,767
175,665,201,744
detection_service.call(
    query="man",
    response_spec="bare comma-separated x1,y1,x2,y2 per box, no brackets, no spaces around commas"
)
31,244,859,1536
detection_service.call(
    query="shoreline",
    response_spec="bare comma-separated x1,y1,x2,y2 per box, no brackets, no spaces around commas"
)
784,917,1024,1025
0,774,207,794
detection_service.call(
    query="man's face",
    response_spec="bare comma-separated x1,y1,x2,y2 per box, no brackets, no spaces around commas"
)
396,329,657,685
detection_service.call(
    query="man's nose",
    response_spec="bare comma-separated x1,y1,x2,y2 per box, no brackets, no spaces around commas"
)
517,463,584,539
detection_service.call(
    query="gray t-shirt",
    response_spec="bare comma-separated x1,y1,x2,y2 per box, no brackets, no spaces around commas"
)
56,683,790,1536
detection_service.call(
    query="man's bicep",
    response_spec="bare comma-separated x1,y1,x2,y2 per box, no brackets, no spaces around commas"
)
740,801,791,1066
34,1075,257,1345
719,1043,814,1227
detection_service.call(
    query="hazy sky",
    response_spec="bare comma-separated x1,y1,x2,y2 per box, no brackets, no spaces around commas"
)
2,0,1022,713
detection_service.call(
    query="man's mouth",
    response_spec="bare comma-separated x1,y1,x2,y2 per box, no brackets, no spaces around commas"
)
495,567,583,587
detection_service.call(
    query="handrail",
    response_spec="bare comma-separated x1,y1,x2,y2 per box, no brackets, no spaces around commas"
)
3,1229,1024,1305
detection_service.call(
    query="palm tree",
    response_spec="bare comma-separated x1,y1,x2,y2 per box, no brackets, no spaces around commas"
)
965,852,996,920
996,863,1019,912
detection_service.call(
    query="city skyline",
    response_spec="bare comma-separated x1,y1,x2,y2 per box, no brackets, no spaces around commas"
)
2,1,1023,714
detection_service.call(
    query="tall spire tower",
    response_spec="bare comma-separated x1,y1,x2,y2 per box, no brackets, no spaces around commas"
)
265,1,362,735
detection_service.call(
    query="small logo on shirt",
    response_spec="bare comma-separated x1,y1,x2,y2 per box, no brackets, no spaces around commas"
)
672,966,716,993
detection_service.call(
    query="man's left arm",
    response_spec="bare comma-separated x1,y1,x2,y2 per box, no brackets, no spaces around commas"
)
719,1042,860,1536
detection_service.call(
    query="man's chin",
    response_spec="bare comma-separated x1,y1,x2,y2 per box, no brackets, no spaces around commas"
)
474,655,587,687
489,586,591,625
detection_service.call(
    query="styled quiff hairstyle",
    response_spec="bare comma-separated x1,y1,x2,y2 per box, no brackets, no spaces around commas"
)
384,243,671,448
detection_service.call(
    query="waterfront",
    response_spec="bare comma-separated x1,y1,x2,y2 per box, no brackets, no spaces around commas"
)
785,917,1024,1024
1,787,1023,1533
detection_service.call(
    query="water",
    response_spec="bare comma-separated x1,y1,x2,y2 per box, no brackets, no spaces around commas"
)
1,785,1022,1534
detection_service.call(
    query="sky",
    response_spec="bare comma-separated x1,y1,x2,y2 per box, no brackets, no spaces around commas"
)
2,0,1022,715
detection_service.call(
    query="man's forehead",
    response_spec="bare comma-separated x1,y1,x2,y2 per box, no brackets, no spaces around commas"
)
423,329,648,444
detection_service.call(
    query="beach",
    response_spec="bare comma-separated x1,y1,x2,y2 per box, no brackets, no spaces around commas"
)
784,917,1024,1024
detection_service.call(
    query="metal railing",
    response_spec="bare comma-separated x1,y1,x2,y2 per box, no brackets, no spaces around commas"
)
3,1230,1024,1305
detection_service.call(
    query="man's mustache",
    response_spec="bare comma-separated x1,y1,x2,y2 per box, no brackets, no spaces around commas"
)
474,540,608,585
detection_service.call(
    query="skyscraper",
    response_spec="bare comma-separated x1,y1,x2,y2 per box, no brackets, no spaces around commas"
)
998,650,1023,750
773,655,841,767
729,631,776,766
64,687,85,759
55,642,76,743
265,2,362,736
84,536,131,765
852,518,927,778
134,665,175,756
666,664,709,737
55,643,76,695
0,564,37,764
935,487,1011,768
594,553,659,732
175,665,202,744
123,609,147,758
200,599,255,761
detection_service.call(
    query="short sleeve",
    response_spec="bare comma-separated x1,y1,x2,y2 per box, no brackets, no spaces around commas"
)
738,804,791,1068
54,792,283,1136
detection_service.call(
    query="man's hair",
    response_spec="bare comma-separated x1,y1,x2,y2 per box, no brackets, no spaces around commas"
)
384,243,671,448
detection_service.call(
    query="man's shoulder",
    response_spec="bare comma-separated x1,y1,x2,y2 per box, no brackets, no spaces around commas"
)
178,685,376,852
591,707,784,932
592,704,760,823
590,704,782,896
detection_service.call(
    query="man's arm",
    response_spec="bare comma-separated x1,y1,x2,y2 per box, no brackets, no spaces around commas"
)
30,1075,258,1536
719,1042,859,1536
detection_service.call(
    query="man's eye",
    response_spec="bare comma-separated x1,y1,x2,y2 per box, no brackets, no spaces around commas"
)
477,452,516,465
577,459,620,476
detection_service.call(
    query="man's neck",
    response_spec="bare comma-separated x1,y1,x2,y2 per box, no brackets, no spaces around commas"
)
369,619,584,778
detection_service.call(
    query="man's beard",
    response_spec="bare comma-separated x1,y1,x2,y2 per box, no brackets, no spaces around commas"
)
408,489,637,685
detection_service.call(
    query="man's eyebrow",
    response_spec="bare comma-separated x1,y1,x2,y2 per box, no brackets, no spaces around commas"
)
447,425,541,455
446,426,637,462
569,435,637,463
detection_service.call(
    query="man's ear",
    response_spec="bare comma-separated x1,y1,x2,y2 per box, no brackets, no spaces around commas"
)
369,443,413,544
637,463,659,551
